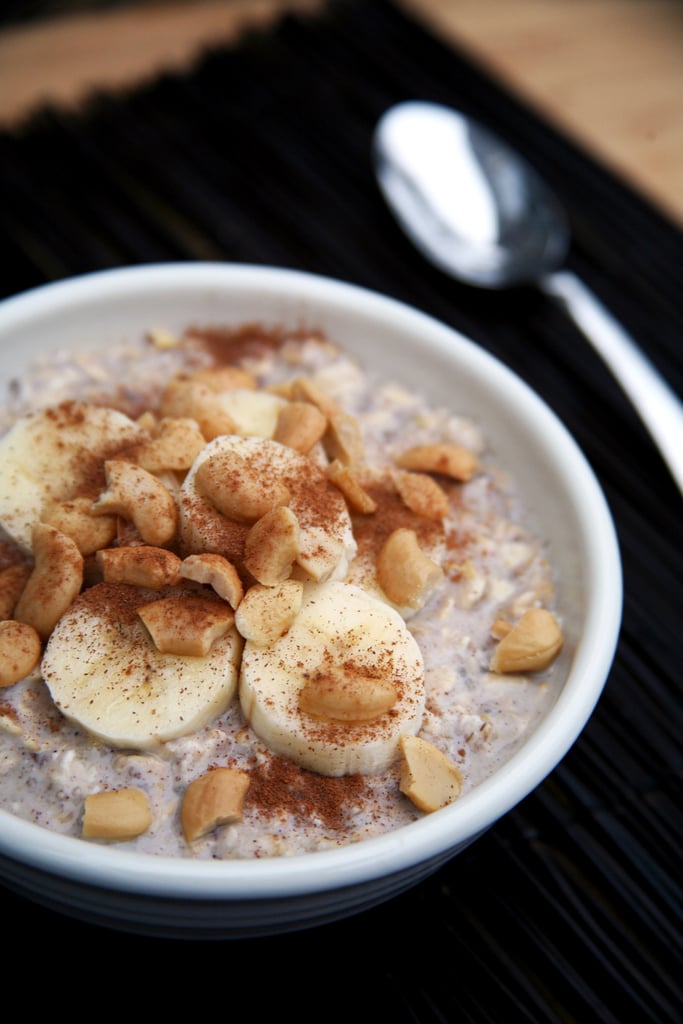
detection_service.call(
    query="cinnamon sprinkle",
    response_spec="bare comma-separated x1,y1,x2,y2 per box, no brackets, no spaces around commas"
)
244,753,370,831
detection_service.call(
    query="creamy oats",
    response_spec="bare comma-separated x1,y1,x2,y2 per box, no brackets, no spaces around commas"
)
0,323,563,858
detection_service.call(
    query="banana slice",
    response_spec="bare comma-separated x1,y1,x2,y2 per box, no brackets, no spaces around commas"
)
0,401,147,553
41,582,243,750
179,435,356,583
213,388,287,438
239,580,425,776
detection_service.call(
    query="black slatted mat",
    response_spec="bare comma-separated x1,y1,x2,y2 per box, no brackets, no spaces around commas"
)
0,2,681,1018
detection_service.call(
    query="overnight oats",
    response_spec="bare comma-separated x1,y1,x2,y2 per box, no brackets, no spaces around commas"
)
0,323,564,859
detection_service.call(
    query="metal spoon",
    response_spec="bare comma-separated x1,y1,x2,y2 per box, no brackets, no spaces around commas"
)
373,100,683,495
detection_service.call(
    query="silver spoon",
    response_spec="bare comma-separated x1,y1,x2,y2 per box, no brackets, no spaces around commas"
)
373,100,683,495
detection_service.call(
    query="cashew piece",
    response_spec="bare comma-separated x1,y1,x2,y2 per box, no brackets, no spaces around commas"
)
393,470,450,520
299,668,397,723
181,767,250,843
243,506,300,586
159,378,237,441
376,527,444,611
14,523,84,640
273,401,328,454
396,443,477,482
399,735,462,813
40,495,117,556
91,459,178,547
130,417,206,473
96,546,182,589
0,620,42,687
194,449,290,523
490,608,564,673
138,594,235,656
82,787,152,840
326,459,378,514
180,552,244,609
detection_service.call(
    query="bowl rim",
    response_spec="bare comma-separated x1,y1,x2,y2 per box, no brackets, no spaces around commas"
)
0,262,623,900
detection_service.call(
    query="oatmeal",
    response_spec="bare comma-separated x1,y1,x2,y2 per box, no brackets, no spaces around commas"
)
0,324,563,858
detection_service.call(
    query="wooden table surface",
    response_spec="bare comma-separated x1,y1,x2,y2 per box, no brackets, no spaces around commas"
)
0,0,682,227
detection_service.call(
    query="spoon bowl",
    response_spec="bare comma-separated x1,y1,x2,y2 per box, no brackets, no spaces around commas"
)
373,100,570,288
373,100,683,494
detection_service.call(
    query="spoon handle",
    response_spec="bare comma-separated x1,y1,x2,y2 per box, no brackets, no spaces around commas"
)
541,269,683,496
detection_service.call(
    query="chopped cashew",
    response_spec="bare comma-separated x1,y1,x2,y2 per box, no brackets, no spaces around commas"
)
91,459,178,547
393,469,449,520
0,620,42,687
96,546,182,588
326,459,378,514
180,552,244,609
194,449,290,523
243,506,300,586
399,735,462,812
41,495,117,555
376,527,444,611
181,766,250,843
273,401,328,453
130,417,206,473
396,442,477,482
290,376,340,417
82,787,152,840
158,378,237,440
14,524,84,640
490,607,563,673
138,594,235,656
299,669,397,723
234,579,304,646
323,410,364,465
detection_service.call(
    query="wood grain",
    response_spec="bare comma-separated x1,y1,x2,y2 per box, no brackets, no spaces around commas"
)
0,0,681,225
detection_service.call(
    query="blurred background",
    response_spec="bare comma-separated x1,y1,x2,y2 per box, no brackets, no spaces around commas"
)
1,0,682,227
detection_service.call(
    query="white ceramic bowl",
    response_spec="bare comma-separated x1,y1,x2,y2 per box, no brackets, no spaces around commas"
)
0,263,622,939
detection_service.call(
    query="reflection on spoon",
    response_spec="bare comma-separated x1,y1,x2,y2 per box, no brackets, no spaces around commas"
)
373,100,683,495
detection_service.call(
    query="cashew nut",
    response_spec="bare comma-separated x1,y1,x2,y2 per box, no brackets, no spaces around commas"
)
40,495,117,556
194,449,290,523
243,506,300,586
180,552,244,609
490,607,564,673
96,546,182,589
130,417,206,473
91,459,178,547
14,523,84,640
393,469,450,520
181,767,250,843
273,401,328,454
326,459,378,514
396,443,477,482
376,527,444,611
82,787,152,840
0,619,42,687
138,594,235,656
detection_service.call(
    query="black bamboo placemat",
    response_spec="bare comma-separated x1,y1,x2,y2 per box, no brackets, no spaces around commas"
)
1,1,681,1018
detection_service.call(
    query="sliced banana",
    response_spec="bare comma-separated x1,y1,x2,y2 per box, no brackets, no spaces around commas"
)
213,388,287,438
0,401,146,553
179,435,356,583
42,582,243,750
239,580,425,776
